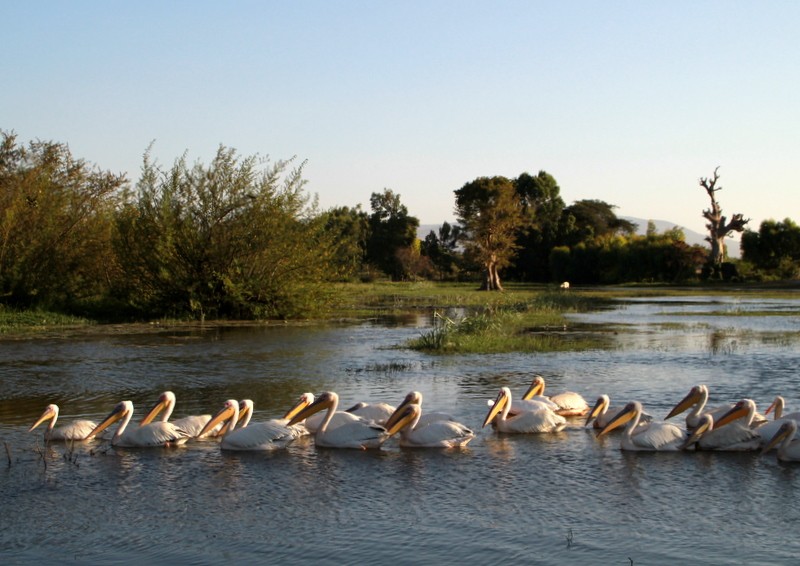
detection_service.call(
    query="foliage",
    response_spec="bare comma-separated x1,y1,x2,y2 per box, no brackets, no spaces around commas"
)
420,221,464,280
0,131,125,310
741,218,800,278
113,145,341,319
320,205,369,280
364,189,420,280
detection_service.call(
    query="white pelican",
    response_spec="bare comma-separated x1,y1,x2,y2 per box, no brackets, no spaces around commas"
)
385,403,474,448
717,399,786,449
679,414,761,451
482,387,567,434
761,420,800,462
523,375,588,416
297,393,372,434
584,395,654,429
86,401,191,447
139,391,220,438
765,396,800,422
665,384,736,431
386,391,455,431
597,401,687,451
287,391,389,449
28,404,99,441
342,401,396,425
197,399,306,451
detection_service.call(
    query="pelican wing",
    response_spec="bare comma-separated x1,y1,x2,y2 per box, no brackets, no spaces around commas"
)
629,422,686,451
117,422,191,448
401,420,475,448
221,420,304,451
316,421,388,449
497,409,567,434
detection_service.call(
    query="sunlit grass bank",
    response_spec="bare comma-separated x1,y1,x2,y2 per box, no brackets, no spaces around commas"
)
0,306,92,335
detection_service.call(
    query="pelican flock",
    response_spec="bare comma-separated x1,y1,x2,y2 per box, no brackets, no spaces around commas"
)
22,378,800,466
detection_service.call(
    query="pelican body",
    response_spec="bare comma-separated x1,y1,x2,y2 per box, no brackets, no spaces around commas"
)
524,375,588,417
386,403,474,448
197,399,306,451
29,404,98,441
483,387,567,434
287,391,389,449
597,401,686,451
87,401,191,447
680,414,761,451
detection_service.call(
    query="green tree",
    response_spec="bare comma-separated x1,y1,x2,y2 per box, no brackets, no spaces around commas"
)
113,145,339,319
0,131,125,309
559,199,637,247
420,221,463,280
364,189,419,280
454,176,529,290
741,218,800,277
320,205,369,280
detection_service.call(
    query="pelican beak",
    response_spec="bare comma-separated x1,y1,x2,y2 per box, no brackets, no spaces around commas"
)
482,391,508,428
282,394,313,422
384,394,415,431
29,406,56,432
765,399,778,417
713,403,748,429
286,395,330,427
197,402,237,438
585,398,606,427
761,422,793,455
139,394,170,426
665,388,701,420
680,418,712,450
596,404,635,438
385,405,417,437
87,402,128,439
521,377,544,400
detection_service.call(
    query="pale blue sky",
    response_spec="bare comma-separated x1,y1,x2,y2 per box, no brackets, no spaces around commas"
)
3,1,798,237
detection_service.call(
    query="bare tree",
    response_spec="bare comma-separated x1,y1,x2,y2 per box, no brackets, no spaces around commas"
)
700,167,749,276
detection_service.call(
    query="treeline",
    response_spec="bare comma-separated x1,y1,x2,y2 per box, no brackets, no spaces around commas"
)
1,132,796,321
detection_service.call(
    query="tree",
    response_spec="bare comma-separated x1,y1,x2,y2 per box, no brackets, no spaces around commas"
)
420,221,463,280
559,199,637,247
741,218,800,277
364,189,419,280
454,176,528,290
699,167,749,276
0,131,125,309
320,205,369,280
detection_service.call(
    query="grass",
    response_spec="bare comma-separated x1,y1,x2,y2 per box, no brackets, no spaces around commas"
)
0,306,93,335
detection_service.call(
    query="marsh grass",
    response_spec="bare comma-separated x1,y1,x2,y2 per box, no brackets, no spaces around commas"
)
0,307,91,334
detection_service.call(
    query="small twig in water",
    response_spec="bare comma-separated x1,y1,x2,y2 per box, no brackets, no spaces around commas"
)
566,528,574,549
4,441,11,467
628,558,634,565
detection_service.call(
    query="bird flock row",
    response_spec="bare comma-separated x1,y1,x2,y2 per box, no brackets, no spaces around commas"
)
26,376,800,462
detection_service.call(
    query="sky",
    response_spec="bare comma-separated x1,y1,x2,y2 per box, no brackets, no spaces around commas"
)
3,1,799,238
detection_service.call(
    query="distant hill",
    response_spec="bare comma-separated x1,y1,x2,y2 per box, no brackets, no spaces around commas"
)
417,219,740,257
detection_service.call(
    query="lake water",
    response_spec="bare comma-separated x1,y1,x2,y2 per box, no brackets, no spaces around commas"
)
2,293,800,564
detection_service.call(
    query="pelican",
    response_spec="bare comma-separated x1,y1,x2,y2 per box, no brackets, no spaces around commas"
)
482,387,567,434
679,414,761,451
139,391,220,438
28,404,98,441
523,375,588,416
584,395,653,429
386,391,455,431
765,396,800,422
665,384,736,431
717,399,788,449
86,400,191,447
287,391,389,449
385,403,474,448
197,399,306,451
298,393,373,434
597,401,686,451
761,420,800,462
343,401,396,425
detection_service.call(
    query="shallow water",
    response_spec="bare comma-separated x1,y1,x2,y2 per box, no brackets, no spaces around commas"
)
2,294,800,564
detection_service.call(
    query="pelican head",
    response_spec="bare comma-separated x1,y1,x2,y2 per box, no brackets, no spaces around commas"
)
585,395,610,427
139,391,176,425
596,401,640,438
29,404,59,432
766,396,785,419
286,391,337,427
522,375,545,400
483,387,511,428
282,393,314,421
385,403,422,437
761,420,797,455
714,399,754,428
197,399,239,438
87,400,133,439
384,391,423,430
680,413,714,450
665,385,705,420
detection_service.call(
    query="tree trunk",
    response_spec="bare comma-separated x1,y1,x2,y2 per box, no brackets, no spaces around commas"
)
699,167,749,276
480,258,504,291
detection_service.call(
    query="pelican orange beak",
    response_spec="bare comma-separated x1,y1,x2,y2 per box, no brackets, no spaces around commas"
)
596,403,636,438
765,397,782,417
665,387,703,420
384,392,417,431
585,397,608,428
680,416,713,450
761,421,794,455
87,401,129,440
482,390,509,428
286,393,333,427
139,392,172,426
521,376,545,401
282,393,314,421
29,405,57,432
197,400,238,438
713,402,749,428
385,404,418,437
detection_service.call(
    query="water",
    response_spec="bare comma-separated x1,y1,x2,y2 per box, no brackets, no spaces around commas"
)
2,294,800,564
